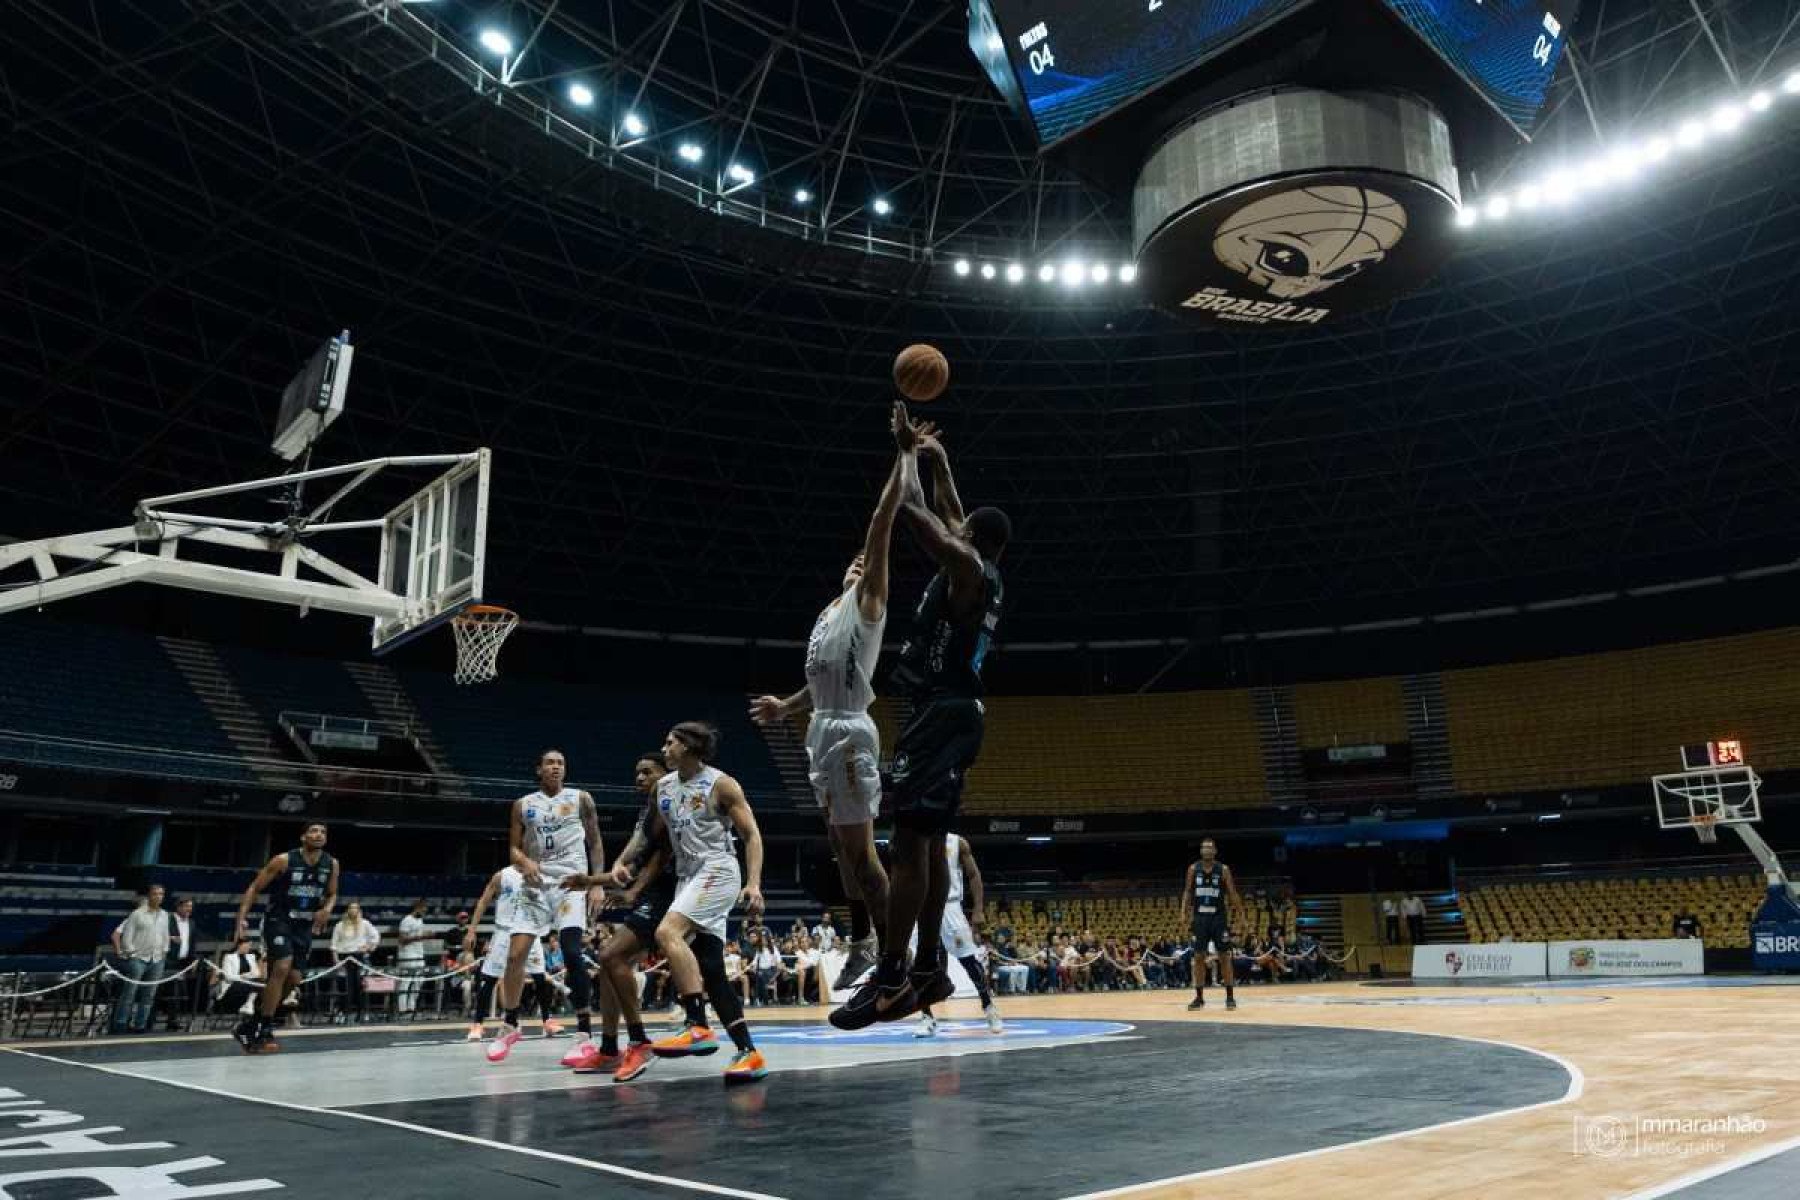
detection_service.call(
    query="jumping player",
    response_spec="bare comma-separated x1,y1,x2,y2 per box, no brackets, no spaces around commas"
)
464,865,556,1040
645,722,769,1084
833,403,1009,1029
1182,837,1242,1010
914,831,1003,1037
489,750,604,1064
749,442,907,989
556,750,677,1081
232,822,339,1054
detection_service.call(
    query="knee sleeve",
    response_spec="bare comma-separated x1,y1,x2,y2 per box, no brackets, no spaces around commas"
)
558,927,590,1009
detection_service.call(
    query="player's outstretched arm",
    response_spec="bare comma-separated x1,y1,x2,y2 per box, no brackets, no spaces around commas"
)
915,423,966,532
892,404,985,602
234,855,285,941
718,776,765,918
857,435,908,622
749,687,812,726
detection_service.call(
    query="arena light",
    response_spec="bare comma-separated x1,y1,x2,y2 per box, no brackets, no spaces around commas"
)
1005,262,1025,283
477,28,513,57
1749,91,1774,113
953,259,971,277
1676,119,1707,148
1037,263,1056,282
1060,260,1085,286
1485,195,1511,221
1786,71,1800,94
677,142,704,163
793,187,812,204
621,111,648,138
1454,206,1479,229
872,197,893,216
1090,263,1109,283
980,262,997,280
726,162,755,185
1710,103,1745,133
1641,135,1673,166
566,82,594,108
1515,185,1541,211
1118,262,1137,283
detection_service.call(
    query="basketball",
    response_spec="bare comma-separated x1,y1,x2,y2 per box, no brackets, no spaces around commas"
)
893,343,949,402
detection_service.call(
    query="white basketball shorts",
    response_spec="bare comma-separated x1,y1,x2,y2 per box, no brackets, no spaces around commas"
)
940,906,978,959
670,858,742,941
805,711,881,826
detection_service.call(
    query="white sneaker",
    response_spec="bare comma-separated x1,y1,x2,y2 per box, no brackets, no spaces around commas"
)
913,1013,938,1039
984,1003,1004,1035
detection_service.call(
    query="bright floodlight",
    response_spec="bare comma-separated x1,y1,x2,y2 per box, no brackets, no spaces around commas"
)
1037,263,1056,282
1485,196,1511,220
1516,185,1541,210
1118,263,1137,283
567,82,595,108
478,28,513,57
1786,71,1800,94
980,262,997,280
1710,103,1744,133
1642,136,1673,165
1060,261,1084,286
1749,91,1774,113
793,187,812,203
1677,119,1707,148
872,198,892,216
953,259,971,277
622,111,648,137
1090,263,1109,283
726,163,755,184
677,142,704,163
1005,263,1025,283
1454,207,1478,229
1543,170,1575,205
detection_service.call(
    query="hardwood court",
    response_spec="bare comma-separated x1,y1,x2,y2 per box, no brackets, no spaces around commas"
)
2,979,1796,1200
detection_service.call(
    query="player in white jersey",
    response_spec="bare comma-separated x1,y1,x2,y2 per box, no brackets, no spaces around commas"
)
463,866,556,1040
750,432,909,988
913,832,1003,1037
645,721,769,1084
488,749,605,1064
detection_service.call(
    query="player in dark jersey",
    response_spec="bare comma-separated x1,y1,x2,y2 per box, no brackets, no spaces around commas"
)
232,822,339,1053
833,402,1009,1030
556,751,677,1081
1182,837,1243,1011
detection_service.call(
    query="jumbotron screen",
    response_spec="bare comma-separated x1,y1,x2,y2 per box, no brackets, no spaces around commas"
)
973,0,1582,146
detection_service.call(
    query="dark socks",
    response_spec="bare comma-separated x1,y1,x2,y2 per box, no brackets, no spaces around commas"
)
577,1011,592,1035
878,951,908,983
849,900,871,942
725,1019,754,1053
680,993,708,1028
959,955,991,1005
627,1020,648,1044
599,1032,619,1056
503,1006,522,1027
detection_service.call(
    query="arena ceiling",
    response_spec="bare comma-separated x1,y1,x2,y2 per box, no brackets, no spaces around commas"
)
3,0,1799,649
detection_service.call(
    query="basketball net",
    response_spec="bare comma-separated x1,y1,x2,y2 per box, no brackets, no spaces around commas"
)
1694,814,1719,845
450,605,518,685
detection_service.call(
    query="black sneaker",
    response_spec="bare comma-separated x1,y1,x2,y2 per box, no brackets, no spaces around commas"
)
906,970,955,1014
232,1018,258,1052
1187,996,1205,1010
829,975,915,1031
1225,996,1238,1011
833,938,879,990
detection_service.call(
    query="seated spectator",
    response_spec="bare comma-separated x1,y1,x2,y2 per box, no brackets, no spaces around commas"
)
213,935,263,1016
753,935,782,1005
640,953,671,1010
725,940,750,1005
1672,911,1702,939
794,934,822,1003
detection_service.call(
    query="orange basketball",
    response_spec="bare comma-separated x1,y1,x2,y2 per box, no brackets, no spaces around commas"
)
893,343,949,402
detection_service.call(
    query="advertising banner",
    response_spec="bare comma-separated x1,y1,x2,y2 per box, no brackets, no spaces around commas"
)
1411,942,1548,979
1549,939,1703,977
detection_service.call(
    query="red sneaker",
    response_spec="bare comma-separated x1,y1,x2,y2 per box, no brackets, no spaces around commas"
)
613,1041,656,1082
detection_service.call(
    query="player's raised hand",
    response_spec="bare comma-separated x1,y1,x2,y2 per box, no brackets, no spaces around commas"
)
748,694,784,725
892,400,920,453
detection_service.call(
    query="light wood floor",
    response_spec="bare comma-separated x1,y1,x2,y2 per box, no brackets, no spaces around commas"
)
926,981,1800,1200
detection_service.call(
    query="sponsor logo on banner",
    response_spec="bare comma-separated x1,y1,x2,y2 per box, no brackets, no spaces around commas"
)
1412,942,1548,978
1549,939,1703,977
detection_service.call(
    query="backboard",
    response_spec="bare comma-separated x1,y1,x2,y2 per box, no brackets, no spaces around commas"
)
372,448,492,652
1652,747,1762,841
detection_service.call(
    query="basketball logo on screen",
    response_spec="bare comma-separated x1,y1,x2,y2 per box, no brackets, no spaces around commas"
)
1212,186,1408,300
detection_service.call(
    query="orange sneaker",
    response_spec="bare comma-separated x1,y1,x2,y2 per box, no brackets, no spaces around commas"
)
565,1042,620,1073
613,1041,656,1082
723,1048,767,1084
543,1017,566,1038
651,1024,719,1057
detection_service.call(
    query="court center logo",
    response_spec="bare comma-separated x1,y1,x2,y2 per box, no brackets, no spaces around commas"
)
1212,186,1408,300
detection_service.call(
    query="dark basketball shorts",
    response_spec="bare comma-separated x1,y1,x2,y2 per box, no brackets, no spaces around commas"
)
882,696,986,835
604,885,675,946
262,917,313,965
1191,913,1232,955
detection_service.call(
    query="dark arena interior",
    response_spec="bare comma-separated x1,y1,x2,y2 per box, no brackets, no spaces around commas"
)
4,1,1800,1197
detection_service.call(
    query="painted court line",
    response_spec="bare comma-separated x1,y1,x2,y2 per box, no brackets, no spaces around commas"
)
1,1046,788,1200
1056,1029,1586,1200
1619,1134,1800,1200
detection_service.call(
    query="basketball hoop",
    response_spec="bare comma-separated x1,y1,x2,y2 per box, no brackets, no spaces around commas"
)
1694,814,1719,845
450,605,518,685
